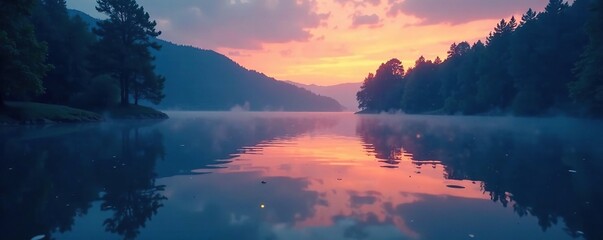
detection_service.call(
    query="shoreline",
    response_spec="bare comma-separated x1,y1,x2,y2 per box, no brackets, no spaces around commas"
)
0,102,168,126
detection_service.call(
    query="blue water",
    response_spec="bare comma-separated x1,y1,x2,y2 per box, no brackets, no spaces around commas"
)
1,112,601,240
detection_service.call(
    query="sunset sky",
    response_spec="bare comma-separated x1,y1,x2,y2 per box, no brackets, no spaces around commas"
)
68,0,549,85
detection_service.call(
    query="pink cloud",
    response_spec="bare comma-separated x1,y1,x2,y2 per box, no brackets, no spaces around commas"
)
140,0,329,50
351,13,382,28
335,0,381,7
387,0,548,25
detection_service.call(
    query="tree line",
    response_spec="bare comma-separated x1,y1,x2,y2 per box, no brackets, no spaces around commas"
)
357,0,603,117
0,0,164,110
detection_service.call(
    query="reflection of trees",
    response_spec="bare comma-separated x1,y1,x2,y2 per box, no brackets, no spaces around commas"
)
357,116,603,240
98,127,167,239
357,118,406,165
0,124,166,240
357,117,446,168
0,127,101,240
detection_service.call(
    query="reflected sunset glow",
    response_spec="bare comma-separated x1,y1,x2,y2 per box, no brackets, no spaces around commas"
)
214,133,486,236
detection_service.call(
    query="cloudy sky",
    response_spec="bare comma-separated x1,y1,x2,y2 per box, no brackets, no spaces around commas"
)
67,0,548,85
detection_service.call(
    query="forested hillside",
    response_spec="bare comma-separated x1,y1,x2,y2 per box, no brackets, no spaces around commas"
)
69,9,343,112
357,0,603,117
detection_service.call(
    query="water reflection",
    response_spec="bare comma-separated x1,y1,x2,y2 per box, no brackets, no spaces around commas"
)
1,113,601,240
357,115,603,239
153,112,339,177
0,123,166,240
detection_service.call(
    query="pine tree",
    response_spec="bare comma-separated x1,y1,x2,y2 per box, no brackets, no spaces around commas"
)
571,0,603,116
357,59,404,112
476,17,517,112
520,8,537,26
32,0,96,105
92,0,163,106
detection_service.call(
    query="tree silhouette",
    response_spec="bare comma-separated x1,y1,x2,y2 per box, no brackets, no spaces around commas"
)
31,0,96,106
92,0,163,106
571,0,603,117
100,127,166,239
401,56,442,113
357,58,405,112
355,0,596,117
475,17,517,112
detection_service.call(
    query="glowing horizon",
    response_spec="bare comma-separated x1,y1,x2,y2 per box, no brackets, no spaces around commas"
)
67,0,548,85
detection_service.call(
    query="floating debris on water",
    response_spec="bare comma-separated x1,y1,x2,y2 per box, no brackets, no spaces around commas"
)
337,178,342,181
31,235,45,240
261,181,267,184
381,165,398,169
468,233,475,238
568,170,577,173
446,185,466,189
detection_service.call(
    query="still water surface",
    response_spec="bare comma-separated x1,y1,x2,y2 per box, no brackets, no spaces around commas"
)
1,112,602,240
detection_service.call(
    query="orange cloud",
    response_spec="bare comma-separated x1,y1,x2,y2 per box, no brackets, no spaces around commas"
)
68,0,550,85
211,0,547,85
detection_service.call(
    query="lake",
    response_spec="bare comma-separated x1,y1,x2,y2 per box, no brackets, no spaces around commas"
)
1,112,601,240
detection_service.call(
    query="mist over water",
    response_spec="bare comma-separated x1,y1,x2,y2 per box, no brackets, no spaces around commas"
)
1,112,601,240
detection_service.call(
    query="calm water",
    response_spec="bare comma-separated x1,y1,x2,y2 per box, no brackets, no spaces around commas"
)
1,112,602,240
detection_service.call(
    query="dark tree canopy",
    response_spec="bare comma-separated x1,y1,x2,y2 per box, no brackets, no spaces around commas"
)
31,0,96,106
0,0,51,107
92,0,164,106
571,0,603,117
356,0,598,117
357,58,405,112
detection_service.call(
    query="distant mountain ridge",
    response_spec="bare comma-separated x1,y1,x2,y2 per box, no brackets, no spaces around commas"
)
68,10,343,111
285,81,361,111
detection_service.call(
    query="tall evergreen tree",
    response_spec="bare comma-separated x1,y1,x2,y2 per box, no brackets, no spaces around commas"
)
440,41,472,113
32,0,96,105
571,0,603,116
0,0,50,108
475,17,517,112
92,0,163,106
442,41,484,114
132,58,165,105
401,56,442,113
357,58,404,112
520,8,537,26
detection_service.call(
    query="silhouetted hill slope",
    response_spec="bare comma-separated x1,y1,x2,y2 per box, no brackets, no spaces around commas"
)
286,81,361,111
153,42,343,111
68,10,343,111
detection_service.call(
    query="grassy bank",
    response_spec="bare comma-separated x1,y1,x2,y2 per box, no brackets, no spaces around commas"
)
102,104,169,120
0,102,169,125
0,102,103,125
